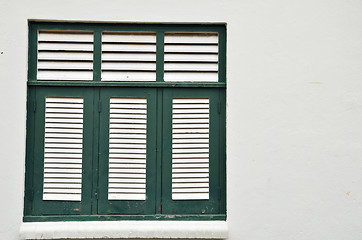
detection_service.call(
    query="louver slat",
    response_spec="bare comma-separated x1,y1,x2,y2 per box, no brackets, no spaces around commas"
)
108,98,147,200
164,33,218,82
43,97,84,201
172,98,210,200
102,32,156,81
37,31,94,81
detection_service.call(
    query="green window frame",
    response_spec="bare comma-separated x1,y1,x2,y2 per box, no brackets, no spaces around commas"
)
24,22,226,222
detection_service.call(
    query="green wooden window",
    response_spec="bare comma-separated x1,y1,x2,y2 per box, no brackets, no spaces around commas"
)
24,22,226,222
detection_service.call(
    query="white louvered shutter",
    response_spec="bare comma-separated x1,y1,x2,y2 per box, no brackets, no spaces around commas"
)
172,98,210,200
108,98,147,200
164,33,218,82
37,30,94,81
43,97,84,201
102,32,156,81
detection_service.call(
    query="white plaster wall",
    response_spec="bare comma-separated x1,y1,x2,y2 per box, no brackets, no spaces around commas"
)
1,0,362,239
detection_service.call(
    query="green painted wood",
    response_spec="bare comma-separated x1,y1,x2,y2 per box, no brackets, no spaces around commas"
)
24,214,226,222
31,87,94,215
24,87,36,216
97,88,157,215
29,21,225,33
218,28,227,83
28,23,38,82
156,32,165,82
28,81,226,88
155,88,163,214
91,87,100,215
93,30,102,82
219,89,227,215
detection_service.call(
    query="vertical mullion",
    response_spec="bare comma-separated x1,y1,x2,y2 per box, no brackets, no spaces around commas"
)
156,31,164,82
28,23,38,81
93,30,102,82
91,87,100,214
219,88,226,214
24,87,36,216
155,88,163,214
218,28,226,83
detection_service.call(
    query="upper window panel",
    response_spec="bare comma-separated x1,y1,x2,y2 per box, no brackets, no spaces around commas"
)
31,24,225,83
164,32,219,82
101,32,157,82
37,30,94,81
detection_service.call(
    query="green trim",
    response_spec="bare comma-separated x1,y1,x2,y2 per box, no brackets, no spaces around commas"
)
24,87,36,216
155,89,163,214
24,214,226,222
29,21,225,32
28,81,226,88
218,28,227,83
91,87,100,214
219,89,227,215
28,23,38,82
93,31,102,82
156,32,165,82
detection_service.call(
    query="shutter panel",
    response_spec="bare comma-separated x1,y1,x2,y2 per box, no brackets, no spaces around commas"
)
108,98,147,200
101,32,156,81
37,30,94,81
43,97,84,201
172,98,210,200
164,33,218,82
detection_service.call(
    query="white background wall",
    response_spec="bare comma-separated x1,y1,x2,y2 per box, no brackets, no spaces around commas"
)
1,0,362,239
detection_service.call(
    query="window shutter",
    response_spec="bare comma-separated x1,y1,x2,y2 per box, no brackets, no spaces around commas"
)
108,98,147,200
97,88,157,215
162,88,221,215
172,98,210,200
43,97,84,201
164,33,218,82
37,30,94,81
101,32,157,81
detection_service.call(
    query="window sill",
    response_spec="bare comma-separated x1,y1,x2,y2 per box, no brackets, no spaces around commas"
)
19,221,228,239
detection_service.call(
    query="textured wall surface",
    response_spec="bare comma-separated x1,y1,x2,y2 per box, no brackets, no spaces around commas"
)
1,0,362,239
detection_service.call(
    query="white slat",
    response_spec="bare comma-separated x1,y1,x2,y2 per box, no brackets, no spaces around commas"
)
172,98,210,200
164,72,218,82
43,97,83,202
172,193,209,200
165,62,218,71
109,194,145,200
102,62,156,71
38,31,93,42
164,32,218,82
164,44,218,53
38,71,93,81
164,33,218,44
108,97,147,200
38,61,93,70
102,32,156,43
102,32,156,82
37,30,93,81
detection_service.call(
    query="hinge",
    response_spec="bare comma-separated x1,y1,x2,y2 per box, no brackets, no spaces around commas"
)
33,102,36,112
218,101,221,114
95,187,99,200
98,101,101,113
